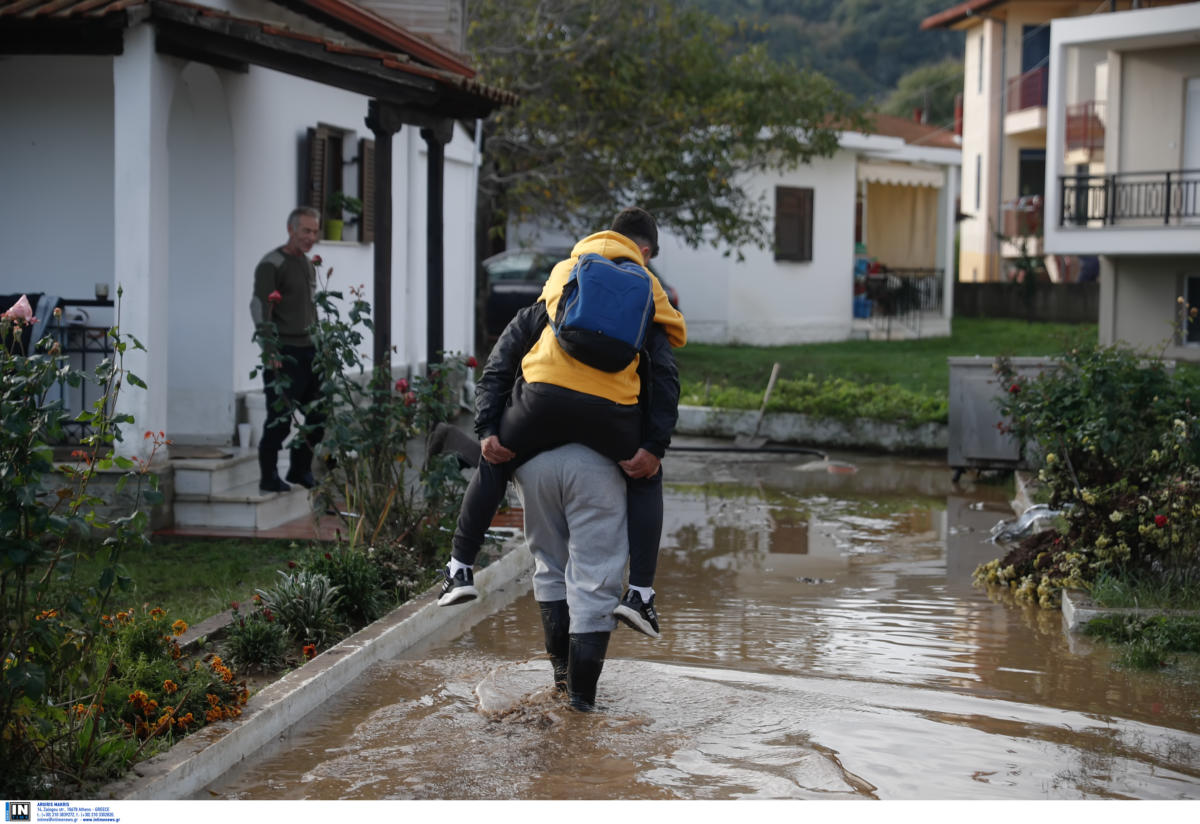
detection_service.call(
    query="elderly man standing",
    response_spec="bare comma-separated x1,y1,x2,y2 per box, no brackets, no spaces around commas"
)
513,442,629,712
250,206,325,492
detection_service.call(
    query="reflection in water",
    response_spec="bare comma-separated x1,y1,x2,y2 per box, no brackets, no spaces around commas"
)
206,452,1200,800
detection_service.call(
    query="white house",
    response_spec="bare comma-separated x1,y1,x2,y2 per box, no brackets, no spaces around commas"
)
1043,2,1200,361
0,0,512,457
513,115,961,345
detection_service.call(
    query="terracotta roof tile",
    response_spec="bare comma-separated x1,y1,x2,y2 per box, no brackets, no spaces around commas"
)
867,112,959,150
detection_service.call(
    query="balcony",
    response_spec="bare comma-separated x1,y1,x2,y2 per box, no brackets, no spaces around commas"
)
1064,100,1105,165
1005,66,1048,135
1059,170,1200,227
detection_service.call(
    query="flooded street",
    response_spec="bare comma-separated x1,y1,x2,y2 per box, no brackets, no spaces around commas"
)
206,449,1200,800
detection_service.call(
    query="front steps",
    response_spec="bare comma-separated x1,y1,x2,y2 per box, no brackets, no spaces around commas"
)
172,450,314,530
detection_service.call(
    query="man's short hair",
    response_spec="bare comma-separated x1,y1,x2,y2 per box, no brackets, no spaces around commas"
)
288,206,321,231
611,207,659,259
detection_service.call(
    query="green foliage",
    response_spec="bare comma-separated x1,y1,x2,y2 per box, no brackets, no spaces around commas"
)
682,373,947,425
0,297,182,795
256,569,342,648
1089,569,1200,611
304,546,391,629
974,344,1200,608
1084,614,1200,670
878,58,963,126
222,600,291,674
326,191,362,218
468,0,862,253
688,0,965,103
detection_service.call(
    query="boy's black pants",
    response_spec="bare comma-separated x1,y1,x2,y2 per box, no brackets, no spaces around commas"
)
451,380,662,588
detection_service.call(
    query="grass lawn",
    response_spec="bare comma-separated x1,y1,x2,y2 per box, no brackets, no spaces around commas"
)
675,317,1098,396
65,537,310,626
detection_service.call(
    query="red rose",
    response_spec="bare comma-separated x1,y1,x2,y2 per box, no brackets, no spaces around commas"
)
1008,383,1020,394
1155,515,1168,528
404,391,417,407
311,255,322,266
395,378,409,393
324,552,332,561
287,560,297,569
268,290,282,304
466,356,478,368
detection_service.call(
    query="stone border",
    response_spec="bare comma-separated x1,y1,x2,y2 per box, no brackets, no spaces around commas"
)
100,540,534,800
674,405,947,453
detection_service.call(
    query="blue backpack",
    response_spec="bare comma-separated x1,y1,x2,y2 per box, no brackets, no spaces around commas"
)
551,252,655,372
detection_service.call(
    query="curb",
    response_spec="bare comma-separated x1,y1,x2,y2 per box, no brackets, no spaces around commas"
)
674,405,947,453
100,539,534,800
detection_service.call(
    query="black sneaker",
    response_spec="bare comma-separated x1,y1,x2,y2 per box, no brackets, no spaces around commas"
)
437,566,478,606
614,590,661,639
285,469,316,489
259,476,291,493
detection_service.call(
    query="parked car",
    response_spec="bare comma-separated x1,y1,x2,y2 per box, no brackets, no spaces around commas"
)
482,246,680,341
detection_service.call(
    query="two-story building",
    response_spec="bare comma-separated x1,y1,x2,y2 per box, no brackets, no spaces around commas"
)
922,0,1195,286
1044,2,1200,361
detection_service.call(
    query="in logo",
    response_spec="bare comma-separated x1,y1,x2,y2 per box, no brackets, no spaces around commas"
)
5,802,30,822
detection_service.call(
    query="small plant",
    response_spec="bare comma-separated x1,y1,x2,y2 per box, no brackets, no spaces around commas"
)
327,191,363,220
221,598,291,674
1084,613,1200,670
304,547,390,629
256,569,342,648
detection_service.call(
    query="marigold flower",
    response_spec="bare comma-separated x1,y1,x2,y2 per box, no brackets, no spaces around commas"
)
395,378,409,393
1155,514,1168,527
268,290,283,304
149,607,165,620
74,703,89,717
206,707,224,723
466,356,478,368
163,679,178,694
303,644,317,660
206,693,222,707
128,690,149,707
171,619,188,636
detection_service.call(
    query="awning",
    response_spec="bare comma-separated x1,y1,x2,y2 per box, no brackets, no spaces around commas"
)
858,161,945,188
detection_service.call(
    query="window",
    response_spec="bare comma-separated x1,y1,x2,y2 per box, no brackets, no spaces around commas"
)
775,186,813,262
975,155,982,212
977,32,984,94
304,125,376,242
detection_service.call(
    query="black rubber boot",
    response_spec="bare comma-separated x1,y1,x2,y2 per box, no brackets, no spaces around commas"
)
258,448,290,492
538,600,570,693
567,631,610,712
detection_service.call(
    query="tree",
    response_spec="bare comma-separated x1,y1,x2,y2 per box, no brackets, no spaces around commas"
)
878,58,964,128
467,0,862,254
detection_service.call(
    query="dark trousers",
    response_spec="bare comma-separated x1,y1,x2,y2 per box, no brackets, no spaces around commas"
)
451,380,663,588
259,345,325,479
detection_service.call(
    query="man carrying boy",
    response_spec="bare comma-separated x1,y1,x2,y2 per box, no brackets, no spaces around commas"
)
440,207,685,638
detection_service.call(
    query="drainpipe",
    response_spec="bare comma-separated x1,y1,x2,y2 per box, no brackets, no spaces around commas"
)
995,18,1007,281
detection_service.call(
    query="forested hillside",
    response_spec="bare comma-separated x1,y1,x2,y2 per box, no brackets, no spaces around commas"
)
687,0,965,104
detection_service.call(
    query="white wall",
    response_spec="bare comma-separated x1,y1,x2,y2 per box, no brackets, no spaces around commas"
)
0,56,115,315
664,150,859,345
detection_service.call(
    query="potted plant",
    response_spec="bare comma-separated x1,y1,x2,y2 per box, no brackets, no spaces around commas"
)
325,191,363,241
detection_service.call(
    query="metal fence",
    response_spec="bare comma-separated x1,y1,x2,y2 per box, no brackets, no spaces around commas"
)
865,269,944,337
1059,170,1200,226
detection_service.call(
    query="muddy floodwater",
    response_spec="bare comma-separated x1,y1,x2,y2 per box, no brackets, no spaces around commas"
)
206,449,1200,800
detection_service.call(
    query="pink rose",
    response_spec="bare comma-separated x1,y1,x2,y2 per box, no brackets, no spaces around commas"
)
2,294,34,323
395,378,409,393
268,290,283,304
466,356,478,368
404,391,417,407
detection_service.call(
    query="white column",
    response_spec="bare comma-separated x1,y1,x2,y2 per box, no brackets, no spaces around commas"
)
943,163,959,322
112,24,173,458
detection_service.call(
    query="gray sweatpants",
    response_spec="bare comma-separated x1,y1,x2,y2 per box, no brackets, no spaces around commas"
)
513,443,628,634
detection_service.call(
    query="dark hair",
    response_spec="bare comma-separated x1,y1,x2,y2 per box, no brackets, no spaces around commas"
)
611,207,659,259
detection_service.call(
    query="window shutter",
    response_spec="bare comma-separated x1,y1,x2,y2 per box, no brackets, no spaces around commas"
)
359,137,376,244
775,186,814,262
306,126,331,217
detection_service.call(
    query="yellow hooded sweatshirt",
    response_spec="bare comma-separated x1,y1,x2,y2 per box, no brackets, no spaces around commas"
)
520,231,687,406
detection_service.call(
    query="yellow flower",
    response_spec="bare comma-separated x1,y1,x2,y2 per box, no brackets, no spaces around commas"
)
171,619,188,636
1045,453,1056,464
1109,511,1123,523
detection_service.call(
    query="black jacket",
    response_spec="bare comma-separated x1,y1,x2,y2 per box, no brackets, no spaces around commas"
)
474,302,680,458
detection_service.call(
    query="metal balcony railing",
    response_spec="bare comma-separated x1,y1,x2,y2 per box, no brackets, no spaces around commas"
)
1007,66,1048,113
1059,170,1200,226
1065,101,1105,153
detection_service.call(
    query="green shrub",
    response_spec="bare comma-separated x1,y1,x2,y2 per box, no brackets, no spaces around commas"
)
221,599,291,674
975,345,1200,607
1084,614,1200,670
304,546,391,629
256,569,342,648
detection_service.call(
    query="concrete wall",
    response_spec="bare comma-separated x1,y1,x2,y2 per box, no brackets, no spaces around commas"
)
1104,256,1200,362
1119,45,1200,175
